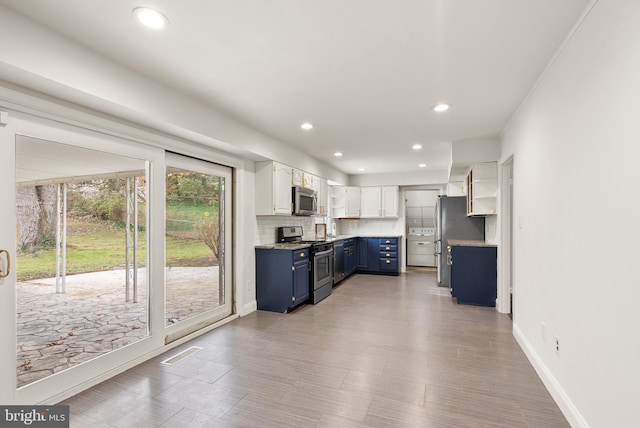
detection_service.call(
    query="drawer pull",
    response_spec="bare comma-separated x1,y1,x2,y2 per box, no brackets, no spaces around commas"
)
385,247,390,250
386,253,390,257
385,240,390,244
386,260,391,264
300,252,305,257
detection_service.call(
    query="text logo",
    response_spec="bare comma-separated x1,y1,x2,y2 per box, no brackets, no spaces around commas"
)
0,406,69,428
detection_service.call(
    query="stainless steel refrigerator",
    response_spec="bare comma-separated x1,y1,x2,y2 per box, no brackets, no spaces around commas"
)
435,196,485,287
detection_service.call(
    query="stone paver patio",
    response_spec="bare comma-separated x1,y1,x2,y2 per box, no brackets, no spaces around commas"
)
16,267,220,387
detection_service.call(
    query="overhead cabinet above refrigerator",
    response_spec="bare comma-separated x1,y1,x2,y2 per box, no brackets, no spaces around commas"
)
466,162,497,216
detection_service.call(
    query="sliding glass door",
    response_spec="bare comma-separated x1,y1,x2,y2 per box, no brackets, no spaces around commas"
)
164,153,232,341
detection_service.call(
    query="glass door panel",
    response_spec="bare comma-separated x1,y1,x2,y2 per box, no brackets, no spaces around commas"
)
15,135,149,387
165,154,232,334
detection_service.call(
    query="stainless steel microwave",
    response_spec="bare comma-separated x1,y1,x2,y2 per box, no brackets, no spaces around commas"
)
292,185,317,216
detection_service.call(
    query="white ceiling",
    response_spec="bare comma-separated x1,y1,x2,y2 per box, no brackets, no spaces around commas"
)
1,0,590,179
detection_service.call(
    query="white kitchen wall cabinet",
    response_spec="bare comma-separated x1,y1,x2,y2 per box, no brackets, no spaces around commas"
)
346,186,361,217
331,185,360,218
466,162,497,216
360,186,399,218
316,178,328,216
292,168,315,188
330,185,346,218
256,161,293,215
360,187,381,217
381,186,399,217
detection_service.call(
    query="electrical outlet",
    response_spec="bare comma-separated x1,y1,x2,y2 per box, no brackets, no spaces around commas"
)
541,322,547,343
555,336,560,355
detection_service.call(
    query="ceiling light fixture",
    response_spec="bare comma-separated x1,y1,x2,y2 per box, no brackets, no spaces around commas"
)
358,168,365,172
419,163,427,168
133,7,169,29
412,144,423,150
300,122,314,130
432,103,450,113
334,152,343,157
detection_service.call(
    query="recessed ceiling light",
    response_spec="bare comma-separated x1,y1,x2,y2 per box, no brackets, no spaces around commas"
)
133,7,169,29
300,122,313,130
412,144,423,150
334,152,343,157
419,163,427,168
358,168,365,172
432,103,450,113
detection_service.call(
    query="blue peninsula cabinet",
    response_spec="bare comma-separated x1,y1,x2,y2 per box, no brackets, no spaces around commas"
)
448,240,497,307
256,247,310,313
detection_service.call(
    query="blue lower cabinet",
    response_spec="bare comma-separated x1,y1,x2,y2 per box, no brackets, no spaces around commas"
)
449,245,497,307
356,238,369,269
256,248,310,313
379,257,398,272
357,237,399,275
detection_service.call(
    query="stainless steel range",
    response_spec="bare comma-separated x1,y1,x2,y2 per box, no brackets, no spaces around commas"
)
277,226,333,304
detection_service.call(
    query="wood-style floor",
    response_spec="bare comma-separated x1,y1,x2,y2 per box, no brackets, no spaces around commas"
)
62,270,570,427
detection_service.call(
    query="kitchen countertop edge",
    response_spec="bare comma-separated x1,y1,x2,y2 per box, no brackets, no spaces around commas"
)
447,239,497,248
255,235,403,250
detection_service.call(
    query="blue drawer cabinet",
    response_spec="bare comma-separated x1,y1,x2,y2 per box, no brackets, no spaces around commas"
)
256,247,310,312
378,238,398,273
358,237,400,275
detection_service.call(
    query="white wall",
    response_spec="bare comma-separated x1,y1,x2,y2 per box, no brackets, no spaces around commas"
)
349,169,449,187
500,1,640,426
0,5,347,186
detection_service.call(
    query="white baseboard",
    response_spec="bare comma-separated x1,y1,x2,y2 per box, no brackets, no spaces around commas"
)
240,300,257,316
513,323,589,428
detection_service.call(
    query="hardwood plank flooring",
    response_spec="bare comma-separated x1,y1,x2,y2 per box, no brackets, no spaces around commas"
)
62,271,570,427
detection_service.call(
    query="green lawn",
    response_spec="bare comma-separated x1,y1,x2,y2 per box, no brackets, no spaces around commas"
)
17,217,215,281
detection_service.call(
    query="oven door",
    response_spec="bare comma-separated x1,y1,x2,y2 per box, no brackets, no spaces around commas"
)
313,248,333,290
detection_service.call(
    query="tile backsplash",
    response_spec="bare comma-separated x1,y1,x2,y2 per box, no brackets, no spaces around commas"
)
337,217,404,236
255,216,406,246
255,216,315,245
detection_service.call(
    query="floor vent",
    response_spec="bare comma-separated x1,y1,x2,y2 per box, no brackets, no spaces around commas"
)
160,346,202,366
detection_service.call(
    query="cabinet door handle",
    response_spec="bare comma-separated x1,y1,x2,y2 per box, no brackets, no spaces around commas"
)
447,255,453,266
0,249,10,279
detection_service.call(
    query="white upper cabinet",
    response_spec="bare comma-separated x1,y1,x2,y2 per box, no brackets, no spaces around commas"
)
466,162,497,216
315,177,328,216
255,161,292,215
292,168,315,189
381,186,399,217
360,186,399,218
331,185,360,218
330,185,346,218
360,187,382,217
292,168,303,187
346,186,361,217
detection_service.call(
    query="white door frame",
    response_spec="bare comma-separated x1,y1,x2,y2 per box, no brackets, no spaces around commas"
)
498,156,514,314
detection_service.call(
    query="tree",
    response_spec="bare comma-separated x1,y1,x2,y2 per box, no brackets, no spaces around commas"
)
16,184,56,251
194,212,220,261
